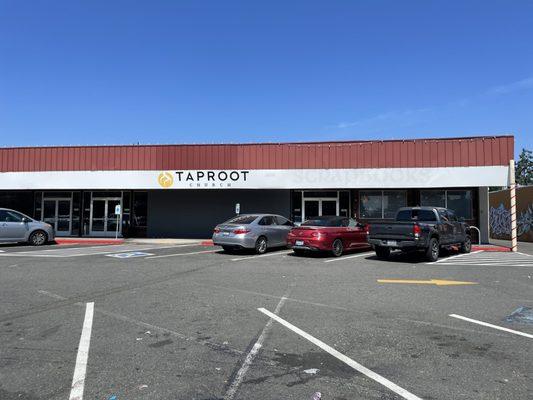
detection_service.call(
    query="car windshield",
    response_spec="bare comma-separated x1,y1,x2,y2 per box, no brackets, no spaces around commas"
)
396,209,437,221
225,215,258,224
301,218,343,227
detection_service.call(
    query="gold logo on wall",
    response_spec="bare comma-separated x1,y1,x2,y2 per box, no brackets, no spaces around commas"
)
158,172,174,188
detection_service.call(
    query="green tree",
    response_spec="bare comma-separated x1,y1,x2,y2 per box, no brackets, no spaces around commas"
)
515,148,533,186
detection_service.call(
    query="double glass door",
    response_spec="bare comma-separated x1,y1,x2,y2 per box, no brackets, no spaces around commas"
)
303,199,338,221
42,198,72,236
90,198,122,236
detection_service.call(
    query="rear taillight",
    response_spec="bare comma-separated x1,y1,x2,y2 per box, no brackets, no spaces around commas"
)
413,224,421,237
233,228,251,235
213,228,220,233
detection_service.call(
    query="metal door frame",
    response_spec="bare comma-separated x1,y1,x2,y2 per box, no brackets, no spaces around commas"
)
41,196,73,236
302,197,339,222
89,195,122,237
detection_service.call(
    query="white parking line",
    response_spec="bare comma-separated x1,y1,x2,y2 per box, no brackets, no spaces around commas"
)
449,314,533,339
145,249,218,259
258,308,422,400
224,294,289,400
324,251,373,263
258,307,423,400
427,250,483,264
69,302,94,400
231,250,292,262
0,244,201,258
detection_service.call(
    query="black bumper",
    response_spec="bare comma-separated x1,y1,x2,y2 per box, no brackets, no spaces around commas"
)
368,238,428,249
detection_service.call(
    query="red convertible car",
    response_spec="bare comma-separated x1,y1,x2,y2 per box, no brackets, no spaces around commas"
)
287,216,370,257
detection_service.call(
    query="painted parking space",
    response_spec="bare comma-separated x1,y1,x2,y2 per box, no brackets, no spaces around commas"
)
428,250,533,267
0,243,205,258
2,242,532,400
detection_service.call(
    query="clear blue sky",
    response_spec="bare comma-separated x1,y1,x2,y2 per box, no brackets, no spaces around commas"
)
1,1,532,157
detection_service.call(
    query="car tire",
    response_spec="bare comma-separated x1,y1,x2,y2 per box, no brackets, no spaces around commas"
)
29,230,47,246
375,246,390,259
460,235,472,254
332,239,343,257
255,236,268,254
425,237,440,262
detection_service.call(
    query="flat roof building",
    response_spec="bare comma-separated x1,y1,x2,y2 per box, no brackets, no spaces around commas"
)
0,135,514,242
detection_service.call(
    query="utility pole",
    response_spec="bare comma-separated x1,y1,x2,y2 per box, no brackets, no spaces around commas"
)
509,160,517,252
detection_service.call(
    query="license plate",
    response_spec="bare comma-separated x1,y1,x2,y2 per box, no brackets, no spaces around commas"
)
295,240,304,246
386,240,397,246
223,232,230,236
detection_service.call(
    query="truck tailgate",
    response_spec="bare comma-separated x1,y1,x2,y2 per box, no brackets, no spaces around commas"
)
369,222,415,240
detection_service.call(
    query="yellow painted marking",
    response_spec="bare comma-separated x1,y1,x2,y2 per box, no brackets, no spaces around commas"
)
377,279,477,286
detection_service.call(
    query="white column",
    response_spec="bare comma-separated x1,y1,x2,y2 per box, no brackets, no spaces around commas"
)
509,160,517,252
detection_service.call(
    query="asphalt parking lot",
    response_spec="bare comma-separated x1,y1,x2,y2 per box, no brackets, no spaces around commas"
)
0,242,532,400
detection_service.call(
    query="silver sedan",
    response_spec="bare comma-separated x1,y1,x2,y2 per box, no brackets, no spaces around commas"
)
212,214,294,254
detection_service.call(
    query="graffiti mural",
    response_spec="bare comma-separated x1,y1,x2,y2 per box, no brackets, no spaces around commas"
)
489,203,533,237
489,186,533,242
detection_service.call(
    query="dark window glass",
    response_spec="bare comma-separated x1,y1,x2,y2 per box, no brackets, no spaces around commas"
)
383,190,407,219
397,209,437,221
340,218,349,227
303,191,338,198
258,216,275,226
446,190,472,219
275,216,292,226
360,191,382,218
291,191,303,224
447,210,458,221
226,215,258,224
420,190,446,208
131,191,147,237
1,210,25,222
339,191,350,217
0,191,34,217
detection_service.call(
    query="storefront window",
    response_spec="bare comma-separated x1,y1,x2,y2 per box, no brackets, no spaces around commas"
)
360,191,382,218
447,190,472,219
383,190,407,219
420,190,446,208
360,190,406,219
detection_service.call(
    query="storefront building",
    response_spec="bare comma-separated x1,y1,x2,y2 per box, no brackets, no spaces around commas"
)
0,135,513,242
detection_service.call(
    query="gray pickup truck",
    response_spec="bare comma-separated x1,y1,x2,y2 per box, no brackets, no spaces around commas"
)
367,207,471,261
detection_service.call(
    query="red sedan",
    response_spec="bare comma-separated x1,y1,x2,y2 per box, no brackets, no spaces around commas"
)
287,216,370,257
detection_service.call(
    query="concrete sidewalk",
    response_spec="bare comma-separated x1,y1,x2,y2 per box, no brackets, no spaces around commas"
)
490,238,533,255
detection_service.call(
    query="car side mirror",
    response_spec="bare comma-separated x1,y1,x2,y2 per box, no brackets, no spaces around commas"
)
22,217,30,223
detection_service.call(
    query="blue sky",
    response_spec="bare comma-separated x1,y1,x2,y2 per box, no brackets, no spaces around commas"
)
1,1,532,156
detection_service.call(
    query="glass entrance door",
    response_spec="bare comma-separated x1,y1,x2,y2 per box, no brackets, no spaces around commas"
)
90,198,122,236
42,198,72,236
302,198,339,221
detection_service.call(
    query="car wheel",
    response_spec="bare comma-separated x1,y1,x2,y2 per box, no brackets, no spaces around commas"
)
255,236,268,254
375,246,390,259
332,239,343,257
425,237,440,262
460,236,472,253
29,230,47,246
